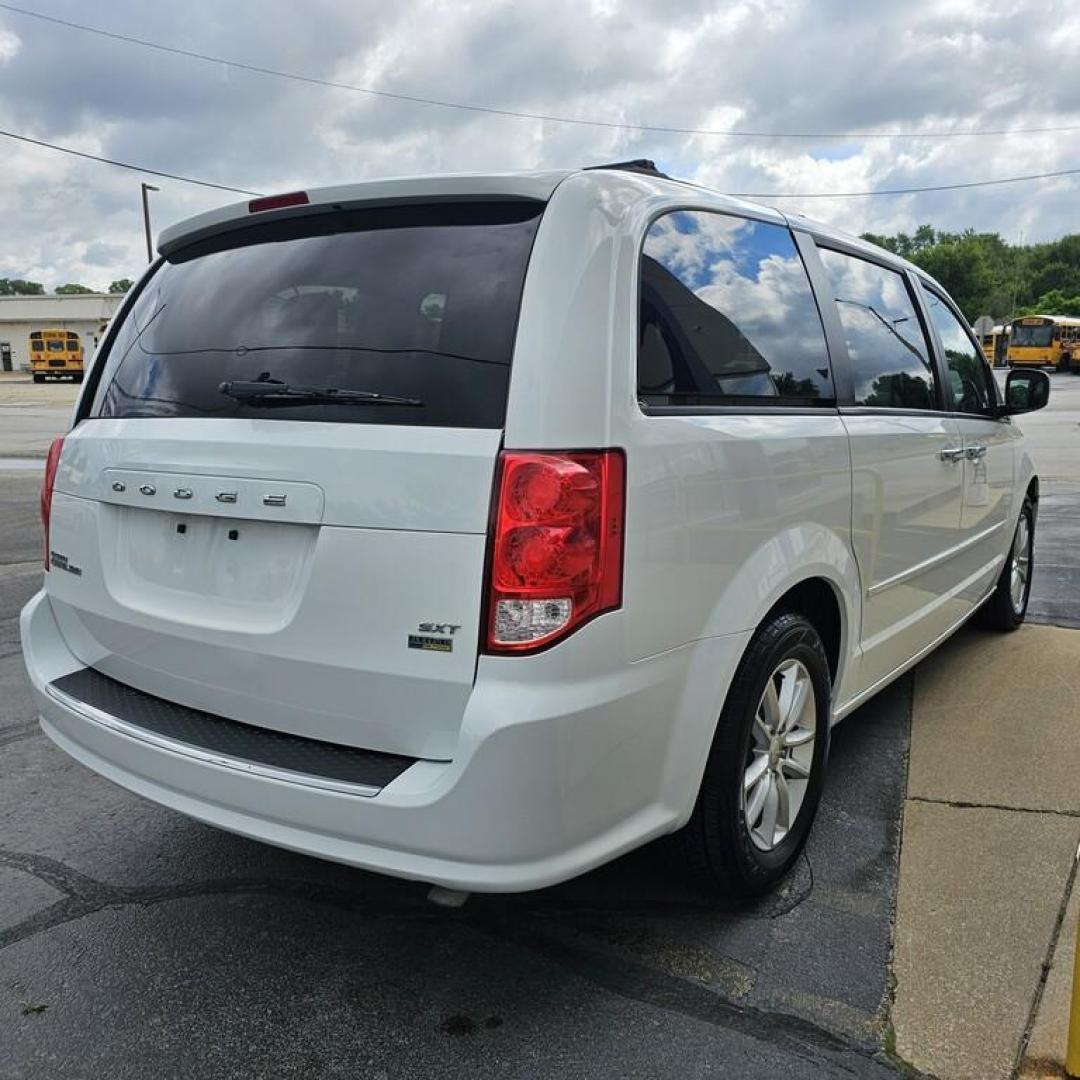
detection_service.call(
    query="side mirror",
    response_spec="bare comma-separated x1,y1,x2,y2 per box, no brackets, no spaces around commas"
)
1001,368,1050,415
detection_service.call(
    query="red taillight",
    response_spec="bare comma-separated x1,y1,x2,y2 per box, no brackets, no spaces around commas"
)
41,436,64,571
248,191,310,213
484,449,625,653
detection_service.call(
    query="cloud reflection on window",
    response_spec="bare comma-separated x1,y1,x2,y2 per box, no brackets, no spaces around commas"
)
639,211,833,405
818,248,936,410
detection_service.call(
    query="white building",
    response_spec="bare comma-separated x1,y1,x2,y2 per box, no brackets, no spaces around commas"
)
0,294,126,372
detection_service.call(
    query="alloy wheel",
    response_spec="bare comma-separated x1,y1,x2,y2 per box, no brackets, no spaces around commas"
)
742,658,817,852
1010,514,1031,613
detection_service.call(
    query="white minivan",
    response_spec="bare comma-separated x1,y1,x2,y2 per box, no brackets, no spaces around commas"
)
21,162,1049,898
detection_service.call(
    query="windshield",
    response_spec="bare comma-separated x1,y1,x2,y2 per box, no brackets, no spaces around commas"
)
1011,322,1054,347
89,201,543,427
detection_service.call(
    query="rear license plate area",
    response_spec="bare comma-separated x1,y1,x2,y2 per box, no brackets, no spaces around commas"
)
104,506,318,631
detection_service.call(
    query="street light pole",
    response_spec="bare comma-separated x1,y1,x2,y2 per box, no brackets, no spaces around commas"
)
141,183,159,264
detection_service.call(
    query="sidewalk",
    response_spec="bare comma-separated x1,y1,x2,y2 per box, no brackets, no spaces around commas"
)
891,623,1080,1079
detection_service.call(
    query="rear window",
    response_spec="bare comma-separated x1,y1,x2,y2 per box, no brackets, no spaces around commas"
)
89,201,543,428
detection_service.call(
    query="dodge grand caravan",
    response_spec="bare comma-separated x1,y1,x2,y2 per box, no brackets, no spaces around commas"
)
21,163,1050,898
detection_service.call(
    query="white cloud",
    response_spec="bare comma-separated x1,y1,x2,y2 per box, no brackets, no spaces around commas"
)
0,26,18,63
0,0,1078,292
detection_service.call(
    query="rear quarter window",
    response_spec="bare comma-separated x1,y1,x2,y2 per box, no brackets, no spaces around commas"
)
638,210,833,407
89,201,543,428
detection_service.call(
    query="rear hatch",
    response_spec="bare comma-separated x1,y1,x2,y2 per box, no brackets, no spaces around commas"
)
45,199,544,760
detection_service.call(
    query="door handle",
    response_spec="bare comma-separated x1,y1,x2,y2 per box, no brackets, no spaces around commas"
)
965,444,988,460
939,446,965,462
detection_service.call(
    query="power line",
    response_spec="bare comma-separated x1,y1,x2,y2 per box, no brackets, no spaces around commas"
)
0,129,263,195
733,166,1080,198
2,125,1077,202
3,1,1080,142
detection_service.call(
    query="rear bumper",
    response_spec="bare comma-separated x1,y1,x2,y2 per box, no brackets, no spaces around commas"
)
21,589,750,892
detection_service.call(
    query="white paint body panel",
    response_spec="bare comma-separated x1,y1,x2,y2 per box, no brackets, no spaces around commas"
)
21,168,1035,891
954,413,1018,598
44,421,503,759
842,414,967,691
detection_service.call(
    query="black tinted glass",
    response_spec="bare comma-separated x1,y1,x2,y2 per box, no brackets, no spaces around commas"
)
921,286,997,414
91,202,543,427
638,211,832,406
819,248,936,409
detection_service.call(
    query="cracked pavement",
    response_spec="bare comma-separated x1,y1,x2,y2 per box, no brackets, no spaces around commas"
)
0,466,917,1079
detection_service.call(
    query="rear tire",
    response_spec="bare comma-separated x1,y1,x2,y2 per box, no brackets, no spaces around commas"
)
978,498,1034,631
676,611,831,899
32,373,44,384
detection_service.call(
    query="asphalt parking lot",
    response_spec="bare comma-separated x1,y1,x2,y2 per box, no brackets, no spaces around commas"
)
1,371,1077,1078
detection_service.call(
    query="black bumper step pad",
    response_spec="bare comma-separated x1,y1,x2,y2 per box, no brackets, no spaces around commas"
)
51,667,417,790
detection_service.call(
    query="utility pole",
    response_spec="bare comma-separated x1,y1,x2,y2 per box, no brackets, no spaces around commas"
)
141,183,159,264
1008,229,1024,322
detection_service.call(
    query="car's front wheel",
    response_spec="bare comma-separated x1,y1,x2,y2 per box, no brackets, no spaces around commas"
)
677,611,831,898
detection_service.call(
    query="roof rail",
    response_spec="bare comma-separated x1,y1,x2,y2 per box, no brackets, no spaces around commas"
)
584,159,670,178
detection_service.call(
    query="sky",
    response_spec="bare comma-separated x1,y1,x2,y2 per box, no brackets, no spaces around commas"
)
1,0,1079,292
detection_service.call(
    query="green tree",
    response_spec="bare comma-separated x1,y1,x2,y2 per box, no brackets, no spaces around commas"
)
108,278,134,293
913,237,994,321
54,283,95,295
858,225,1080,322
1016,290,1080,318
1028,261,1080,301
0,278,45,295
861,231,900,255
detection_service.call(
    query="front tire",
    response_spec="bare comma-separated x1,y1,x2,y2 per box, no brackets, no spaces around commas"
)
978,498,1034,631
677,611,831,898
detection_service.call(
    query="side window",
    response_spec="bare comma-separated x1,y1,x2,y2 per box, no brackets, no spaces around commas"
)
818,248,937,410
638,211,833,405
920,285,997,414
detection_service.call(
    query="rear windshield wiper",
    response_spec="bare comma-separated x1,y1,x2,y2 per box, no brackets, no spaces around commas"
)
219,379,423,407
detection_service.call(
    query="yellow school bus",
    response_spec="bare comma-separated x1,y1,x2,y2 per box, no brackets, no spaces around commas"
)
29,329,84,383
1007,315,1080,372
980,324,1008,368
